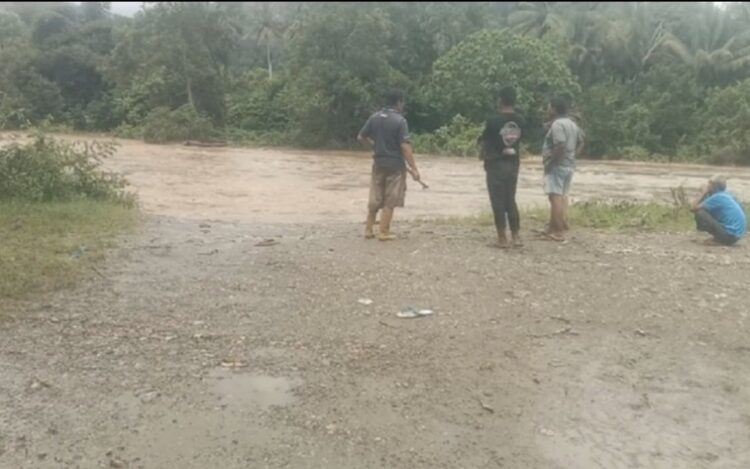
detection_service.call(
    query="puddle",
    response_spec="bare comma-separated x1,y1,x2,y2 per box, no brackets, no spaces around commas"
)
209,369,299,410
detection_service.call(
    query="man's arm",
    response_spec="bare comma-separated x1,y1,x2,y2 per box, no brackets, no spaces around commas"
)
401,142,420,181
398,118,419,180
549,121,566,164
551,143,565,163
358,117,374,146
575,129,586,158
691,183,712,212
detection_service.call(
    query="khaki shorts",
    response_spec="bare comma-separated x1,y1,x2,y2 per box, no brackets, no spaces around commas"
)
368,166,406,211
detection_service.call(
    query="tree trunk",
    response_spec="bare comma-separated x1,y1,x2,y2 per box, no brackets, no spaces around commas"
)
266,41,273,80
182,46,196,110
186,76,196,110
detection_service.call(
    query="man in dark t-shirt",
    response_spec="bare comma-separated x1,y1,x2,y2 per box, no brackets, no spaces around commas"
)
479,87,525,248
358,90,421,241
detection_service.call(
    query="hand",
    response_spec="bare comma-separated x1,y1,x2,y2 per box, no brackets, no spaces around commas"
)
409,168,421,182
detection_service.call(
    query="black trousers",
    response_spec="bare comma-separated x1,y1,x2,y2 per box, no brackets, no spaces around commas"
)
695,209,738,245
485,160,520,233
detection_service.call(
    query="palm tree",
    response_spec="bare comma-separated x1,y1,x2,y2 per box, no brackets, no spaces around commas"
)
251,3,284,79
566,9,610,84
507,2,572,38
595,3,667,80
652,3,750,84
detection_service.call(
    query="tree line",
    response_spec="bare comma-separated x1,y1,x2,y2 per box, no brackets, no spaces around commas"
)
1,2,749,164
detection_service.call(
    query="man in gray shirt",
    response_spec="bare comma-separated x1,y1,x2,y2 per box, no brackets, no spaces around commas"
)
358,91,421,241
541,96,584,241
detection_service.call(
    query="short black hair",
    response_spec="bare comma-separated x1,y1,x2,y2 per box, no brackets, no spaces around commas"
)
498,87,516,107
385,90,406,107
549,95,569,115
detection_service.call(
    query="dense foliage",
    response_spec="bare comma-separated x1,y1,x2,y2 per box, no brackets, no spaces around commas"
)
1,2,750,162
0,133,131,202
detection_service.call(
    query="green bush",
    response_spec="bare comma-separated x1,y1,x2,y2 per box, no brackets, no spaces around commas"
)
426,30,580,147
0,133,132,203
412,115,483,157
226,71,290,133
139,105,216,143
696,78,750,165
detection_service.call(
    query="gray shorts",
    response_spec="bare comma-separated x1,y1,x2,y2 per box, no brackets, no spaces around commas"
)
544,165,574,196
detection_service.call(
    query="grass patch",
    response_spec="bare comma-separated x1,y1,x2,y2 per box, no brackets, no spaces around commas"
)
0,200,137,300
441,200,696,232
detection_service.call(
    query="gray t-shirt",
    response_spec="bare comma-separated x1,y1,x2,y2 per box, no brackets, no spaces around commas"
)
359,108,410,171
542,116,584,169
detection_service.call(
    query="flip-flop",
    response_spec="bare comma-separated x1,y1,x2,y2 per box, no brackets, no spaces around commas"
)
487,241,510,249
539,232,565,242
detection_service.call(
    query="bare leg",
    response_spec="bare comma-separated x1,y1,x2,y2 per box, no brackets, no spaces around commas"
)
496,228,509,249
512,230,523,247
547,195,557,233
365,209,377,239
562,196,570,231
545,195,566,241
379,207,396,241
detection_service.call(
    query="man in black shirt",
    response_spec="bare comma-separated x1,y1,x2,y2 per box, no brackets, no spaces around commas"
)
479,87,525,248
358,91,421,241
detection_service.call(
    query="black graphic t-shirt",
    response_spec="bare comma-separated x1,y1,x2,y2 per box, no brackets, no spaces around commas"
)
479,112,525,168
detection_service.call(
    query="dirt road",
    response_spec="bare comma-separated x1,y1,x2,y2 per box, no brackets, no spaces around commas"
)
2,137,750,468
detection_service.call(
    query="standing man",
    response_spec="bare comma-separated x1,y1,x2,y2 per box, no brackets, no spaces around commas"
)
541,96,584,242
479,87,525,248
358,90,421,241
690,174,746,245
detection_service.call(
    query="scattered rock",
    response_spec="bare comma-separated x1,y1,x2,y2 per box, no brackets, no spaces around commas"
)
255,239,279,247
539,428,556,437
140,391,160,404
29,378,51,391
220,359,247,369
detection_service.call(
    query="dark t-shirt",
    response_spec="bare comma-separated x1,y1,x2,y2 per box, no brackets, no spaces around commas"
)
479,111,525,170
359,108,410,171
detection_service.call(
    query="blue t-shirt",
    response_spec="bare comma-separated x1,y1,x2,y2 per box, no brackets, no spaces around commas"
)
702,191,747,238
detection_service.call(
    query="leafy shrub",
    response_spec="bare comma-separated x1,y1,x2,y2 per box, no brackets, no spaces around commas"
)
617,145,651,162
140,105,216,143
412,115,483,157
426,31,580,146
0,133,132,203
226,71,291,133
695,78,750,165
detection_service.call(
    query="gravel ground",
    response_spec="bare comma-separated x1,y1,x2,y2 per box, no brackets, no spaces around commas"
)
2,215,750,469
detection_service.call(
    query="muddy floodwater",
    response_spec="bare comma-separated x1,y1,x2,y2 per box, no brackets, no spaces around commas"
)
100,138,750,222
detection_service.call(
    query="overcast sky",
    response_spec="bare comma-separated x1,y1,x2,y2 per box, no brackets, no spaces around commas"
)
71,2,144,17
109,2,143,17
79,1,733,18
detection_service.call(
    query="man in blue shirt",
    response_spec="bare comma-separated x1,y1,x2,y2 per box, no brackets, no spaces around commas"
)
690,175,746,246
